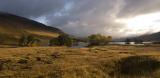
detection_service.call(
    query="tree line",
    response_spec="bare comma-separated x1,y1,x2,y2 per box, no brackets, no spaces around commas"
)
18,34,113,47
18,34,145,47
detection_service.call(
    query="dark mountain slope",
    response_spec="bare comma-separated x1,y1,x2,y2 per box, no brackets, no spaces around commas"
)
0,12,65,45
138,32,160,42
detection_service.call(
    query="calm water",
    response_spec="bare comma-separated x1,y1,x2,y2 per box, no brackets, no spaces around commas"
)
72,42,152,48
109,42,152,45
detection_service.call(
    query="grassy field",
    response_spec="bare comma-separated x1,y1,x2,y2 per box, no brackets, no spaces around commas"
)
0,45,160,78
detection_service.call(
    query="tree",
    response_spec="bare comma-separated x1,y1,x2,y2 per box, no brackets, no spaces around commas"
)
134,38,143,44
0,38,4,44
19,35,41,47
49,38,60,46
88,34,112,46
49,35,73,47
125,38,131,44
105,36,112,44
29,38,41,46
19,35,27,46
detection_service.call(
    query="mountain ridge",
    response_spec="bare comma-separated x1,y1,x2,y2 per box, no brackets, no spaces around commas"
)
138,32,160,42
0,12,65,45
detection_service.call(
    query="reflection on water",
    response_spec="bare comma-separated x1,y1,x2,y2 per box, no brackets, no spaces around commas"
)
109,42,126,45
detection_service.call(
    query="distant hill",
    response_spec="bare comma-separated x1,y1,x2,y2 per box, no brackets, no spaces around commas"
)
0,12,65,45
138,32,160,42
114,32,160,42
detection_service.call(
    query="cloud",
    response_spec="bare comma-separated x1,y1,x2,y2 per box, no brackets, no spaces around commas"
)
0,0,66,17
0,0,160,38
46,0,126,37
118,0,160,17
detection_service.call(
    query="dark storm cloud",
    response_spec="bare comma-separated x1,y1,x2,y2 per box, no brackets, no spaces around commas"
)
0,0,160,37
46,0,125,37
0,0,66,17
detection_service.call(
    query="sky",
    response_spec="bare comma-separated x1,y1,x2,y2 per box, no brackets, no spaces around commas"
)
0,0,160,38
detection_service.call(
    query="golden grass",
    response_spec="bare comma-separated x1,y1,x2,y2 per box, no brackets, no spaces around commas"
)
0,45,160,78
26,30,60,38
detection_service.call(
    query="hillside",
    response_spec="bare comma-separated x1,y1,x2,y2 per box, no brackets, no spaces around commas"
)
0,12,65,45
138,32,160,42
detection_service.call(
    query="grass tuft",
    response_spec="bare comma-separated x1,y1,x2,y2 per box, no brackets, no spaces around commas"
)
113,55,160,77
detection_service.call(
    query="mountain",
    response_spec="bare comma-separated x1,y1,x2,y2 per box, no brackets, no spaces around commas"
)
0,12,65,45
138,32,160,42
114,32,160,42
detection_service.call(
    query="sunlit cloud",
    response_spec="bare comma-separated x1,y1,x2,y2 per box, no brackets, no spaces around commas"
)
33,16,48,25
115,12,160,35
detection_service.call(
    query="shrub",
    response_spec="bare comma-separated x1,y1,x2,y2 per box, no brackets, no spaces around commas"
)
17,58,28,64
